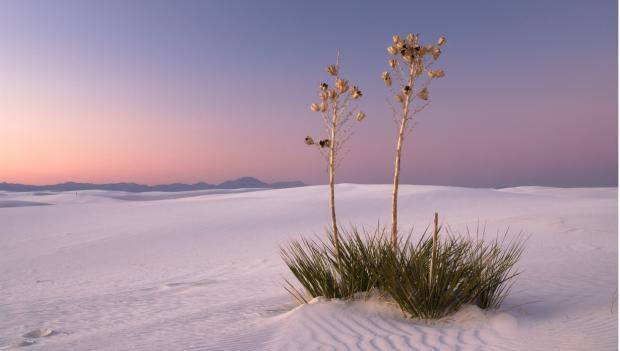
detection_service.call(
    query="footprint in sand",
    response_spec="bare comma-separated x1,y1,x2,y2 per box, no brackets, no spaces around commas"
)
18,328,56,347
23,328,55,339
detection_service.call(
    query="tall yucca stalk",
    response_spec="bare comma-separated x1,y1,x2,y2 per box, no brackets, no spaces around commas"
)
383,33,447,247
305,52,366,266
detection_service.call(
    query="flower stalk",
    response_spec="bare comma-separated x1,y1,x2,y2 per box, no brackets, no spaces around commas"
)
305,52,365,266
384,33,446,248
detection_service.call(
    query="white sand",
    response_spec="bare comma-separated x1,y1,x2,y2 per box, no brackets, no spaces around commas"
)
0,185,616,350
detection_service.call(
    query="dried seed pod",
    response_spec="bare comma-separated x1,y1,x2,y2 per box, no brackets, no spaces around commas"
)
304,136,315,145
320,82,328,91
319,139,331,148
417,88,429,100
403,54,414,63
310,103,320,112
319,102,328,112
335,78,349,93
395,41,405,50
428,69,445,78
414,65,423,77
388,59,397,69
351,86,362,99
319,91,329,100
392,34,401,43
403,85,411,95
356,111,366,121
326,65,338,76
395,94,404,103
431,47,441,60
437,36,446,46
328,89,338,99
418,45,430,56
387,45,398,55
382,71,392,86
406,33,417,43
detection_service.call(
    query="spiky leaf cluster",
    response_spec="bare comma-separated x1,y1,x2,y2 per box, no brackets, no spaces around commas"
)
282,223,525,319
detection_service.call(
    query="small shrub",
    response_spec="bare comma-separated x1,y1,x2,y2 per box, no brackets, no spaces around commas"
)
381,233,483,319
281,226,391,302
469,230,526,309
281,236,341,302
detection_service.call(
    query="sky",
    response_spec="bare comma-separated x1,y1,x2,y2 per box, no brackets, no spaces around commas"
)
0,0,617,187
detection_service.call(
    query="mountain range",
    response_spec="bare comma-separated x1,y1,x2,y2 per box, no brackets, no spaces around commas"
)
0,177,305,193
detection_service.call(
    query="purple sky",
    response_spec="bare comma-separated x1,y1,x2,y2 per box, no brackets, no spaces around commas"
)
0,0,617,187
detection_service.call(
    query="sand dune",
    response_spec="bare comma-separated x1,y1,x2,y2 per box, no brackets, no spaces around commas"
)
0,185,616,350
0,200,50,208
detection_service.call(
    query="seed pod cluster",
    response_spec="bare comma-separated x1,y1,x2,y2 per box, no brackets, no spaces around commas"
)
306,57,367,159
386,33,446,67
383,33,446,106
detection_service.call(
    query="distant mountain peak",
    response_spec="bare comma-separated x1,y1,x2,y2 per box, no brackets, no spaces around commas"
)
0,178,304,193
217,177,269,189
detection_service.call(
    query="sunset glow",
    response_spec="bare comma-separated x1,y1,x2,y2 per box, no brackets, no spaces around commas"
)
0,0,616,187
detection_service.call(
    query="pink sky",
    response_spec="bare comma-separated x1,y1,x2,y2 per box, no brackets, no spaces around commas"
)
0,1,616,187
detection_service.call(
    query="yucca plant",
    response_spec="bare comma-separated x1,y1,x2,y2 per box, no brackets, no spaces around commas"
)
282,220,525,317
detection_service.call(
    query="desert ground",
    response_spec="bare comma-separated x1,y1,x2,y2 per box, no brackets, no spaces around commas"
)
0,185,617,350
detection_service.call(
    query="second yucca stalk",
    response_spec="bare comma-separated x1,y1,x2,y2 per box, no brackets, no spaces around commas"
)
383,33,447,247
